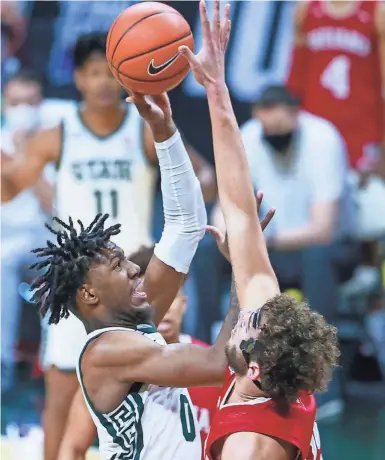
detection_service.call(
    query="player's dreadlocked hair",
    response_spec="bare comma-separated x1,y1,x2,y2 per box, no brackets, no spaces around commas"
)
29,214,121,325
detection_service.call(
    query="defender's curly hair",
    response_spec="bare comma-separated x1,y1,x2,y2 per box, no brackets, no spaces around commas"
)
250,294,340,403
29,214,120,325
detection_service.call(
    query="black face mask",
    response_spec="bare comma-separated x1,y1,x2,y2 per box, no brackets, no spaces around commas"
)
263,131,294,153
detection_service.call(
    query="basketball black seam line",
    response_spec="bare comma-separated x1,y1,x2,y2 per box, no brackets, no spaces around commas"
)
116,31,192,69
108,61,124,87
113,61,189,83
110,11,184,63
111,12,164,62
107,17,119,56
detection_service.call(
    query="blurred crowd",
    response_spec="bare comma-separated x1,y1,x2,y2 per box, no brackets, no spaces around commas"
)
1,0,385,439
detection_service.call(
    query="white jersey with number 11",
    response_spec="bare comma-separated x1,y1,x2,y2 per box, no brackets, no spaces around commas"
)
55,103,156,255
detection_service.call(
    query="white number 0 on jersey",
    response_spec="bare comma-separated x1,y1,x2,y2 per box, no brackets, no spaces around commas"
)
320,55,351,100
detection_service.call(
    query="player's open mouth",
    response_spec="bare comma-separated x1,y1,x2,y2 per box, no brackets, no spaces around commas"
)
131,289,147,306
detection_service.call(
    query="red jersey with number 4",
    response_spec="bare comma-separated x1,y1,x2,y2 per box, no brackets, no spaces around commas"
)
287,0,383,168
204,368,322,460
180,335,221,459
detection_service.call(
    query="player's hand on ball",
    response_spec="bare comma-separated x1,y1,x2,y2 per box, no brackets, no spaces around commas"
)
126,92,172,126
179,0,231,88
207,191,275,262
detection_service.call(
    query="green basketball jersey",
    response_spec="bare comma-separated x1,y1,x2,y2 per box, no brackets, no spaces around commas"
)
77,325,201,460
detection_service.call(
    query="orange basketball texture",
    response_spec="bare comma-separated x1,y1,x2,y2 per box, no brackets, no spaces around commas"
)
106,2,194,95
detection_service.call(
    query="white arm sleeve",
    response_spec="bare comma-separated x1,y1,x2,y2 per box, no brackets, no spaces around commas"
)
153,130,207,274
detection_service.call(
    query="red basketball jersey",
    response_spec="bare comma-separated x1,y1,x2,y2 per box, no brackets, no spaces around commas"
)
204,368,322,460
287,0,383,168
180,335,221,459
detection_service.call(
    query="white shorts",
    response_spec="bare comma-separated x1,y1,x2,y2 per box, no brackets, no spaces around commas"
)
41,312,87,371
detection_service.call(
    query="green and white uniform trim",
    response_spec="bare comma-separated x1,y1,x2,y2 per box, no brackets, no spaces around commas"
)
77,325,201,460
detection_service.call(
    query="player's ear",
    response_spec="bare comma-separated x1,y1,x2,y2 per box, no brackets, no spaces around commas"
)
78,284,99,306
247,361,260,381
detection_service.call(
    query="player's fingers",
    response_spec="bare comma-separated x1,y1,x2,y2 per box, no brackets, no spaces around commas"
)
125,88,134,103
255,190,264,214
221,19,231,52
212,0,221,42
152,93,168,107
179,46,199,68
131,96,153,115
223,19,231,51
222,3,231,27
220,4,231,50
206,225,225,244
260,208,276,231
179,47,216,84
138,96,151,108
133,93,147,103
199,0,213,46
125,92,145,104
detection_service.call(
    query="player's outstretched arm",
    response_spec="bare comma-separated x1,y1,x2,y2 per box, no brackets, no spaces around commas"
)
1,126,59,202
89,282,238,388
180,0,278,310
127,93,206,325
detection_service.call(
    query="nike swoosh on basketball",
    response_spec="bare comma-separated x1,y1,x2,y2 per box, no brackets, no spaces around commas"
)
147,53,179,76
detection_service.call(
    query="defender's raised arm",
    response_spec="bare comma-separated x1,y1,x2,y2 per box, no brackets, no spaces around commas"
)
180,0,278,310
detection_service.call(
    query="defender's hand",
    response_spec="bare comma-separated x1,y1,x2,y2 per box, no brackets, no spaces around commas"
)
126,92,172,126
179,0,231,88
207,191,275,262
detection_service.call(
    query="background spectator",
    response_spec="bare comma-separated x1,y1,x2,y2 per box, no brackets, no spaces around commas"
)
1,1,28,88
1,71,55,392
286,0,385,375
286,0,384,174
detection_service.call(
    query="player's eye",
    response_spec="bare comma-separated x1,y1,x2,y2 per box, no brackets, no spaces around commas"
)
114,261,122,272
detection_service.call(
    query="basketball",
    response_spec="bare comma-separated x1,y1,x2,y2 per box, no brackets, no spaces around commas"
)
106,2,194,95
